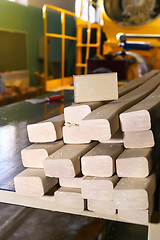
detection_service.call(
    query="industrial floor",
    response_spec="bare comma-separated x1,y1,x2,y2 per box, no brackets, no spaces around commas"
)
0,203,148,240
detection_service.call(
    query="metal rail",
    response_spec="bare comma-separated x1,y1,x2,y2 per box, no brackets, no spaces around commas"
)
42,4,77,91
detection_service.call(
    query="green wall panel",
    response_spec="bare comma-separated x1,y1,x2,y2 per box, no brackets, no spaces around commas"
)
0,1,76,85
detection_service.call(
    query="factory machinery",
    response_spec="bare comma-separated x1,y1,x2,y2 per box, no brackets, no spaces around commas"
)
91,0,160,80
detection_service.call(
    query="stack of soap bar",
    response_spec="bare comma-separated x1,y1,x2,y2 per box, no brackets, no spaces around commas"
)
13,71,160,223
80,73,160,142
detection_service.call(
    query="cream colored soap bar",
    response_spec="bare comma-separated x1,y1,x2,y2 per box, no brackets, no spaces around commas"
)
81,175,119,201
27,114,64,143
63,125,90,144
81,143,124,177
44,142,97,178
59,175,84,189
74,72,118,103
88,199,116,216
116,148,153,178
54,187,85,212
118,198,154,225
113,174,156,210
124,130,155,149
21,141,64,168
64,102,103,124
120,84,160,132
118,208,153,225
14,168,58,197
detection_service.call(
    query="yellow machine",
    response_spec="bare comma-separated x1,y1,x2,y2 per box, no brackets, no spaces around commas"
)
99,0,160,80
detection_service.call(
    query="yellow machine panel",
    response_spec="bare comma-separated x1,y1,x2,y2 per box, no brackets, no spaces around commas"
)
100,0,160,79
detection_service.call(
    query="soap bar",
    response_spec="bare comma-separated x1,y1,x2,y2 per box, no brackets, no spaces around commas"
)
116,148,153,178
14,168,58,197
74,72,118,103
81,143,124,177
44,142,97,178
118,197,154,225
21,141,64,168
88,199,116,216
113,174,156,210
64,102,103,124
120,84,160,132
59,175,84,189
27,114,64,143
63,125,90,144
54,187,85,212
124,130,154,149
81,175,119,201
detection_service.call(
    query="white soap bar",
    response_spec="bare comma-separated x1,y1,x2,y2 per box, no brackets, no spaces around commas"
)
118,197,154,225
88,199,116,215
14,168,58,197
27,114,64,143
59,175,84,189
63,125,90,144
54,187,85,212
64,102,103,124
74,72,118,103
21,141,64,168
81,175,119,201
116,148,153,178
81,143,124,177
124,130,154,149
120,84,160,132
44,142,97,178
113,174,156,210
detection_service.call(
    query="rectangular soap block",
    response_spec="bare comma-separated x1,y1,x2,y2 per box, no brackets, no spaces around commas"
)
54,187,85,212
81,143,124,177
118,197,154,225
14,168,58,197
88,199,116,216
74,72,118,103
113,174,156,210
64,102,103,124
81,175,119,201
63,125,90,144
27,114,64,143
124,130,155,149
116,148,153,178
44,142,97,178
59,175,84,189
21,141,64,168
